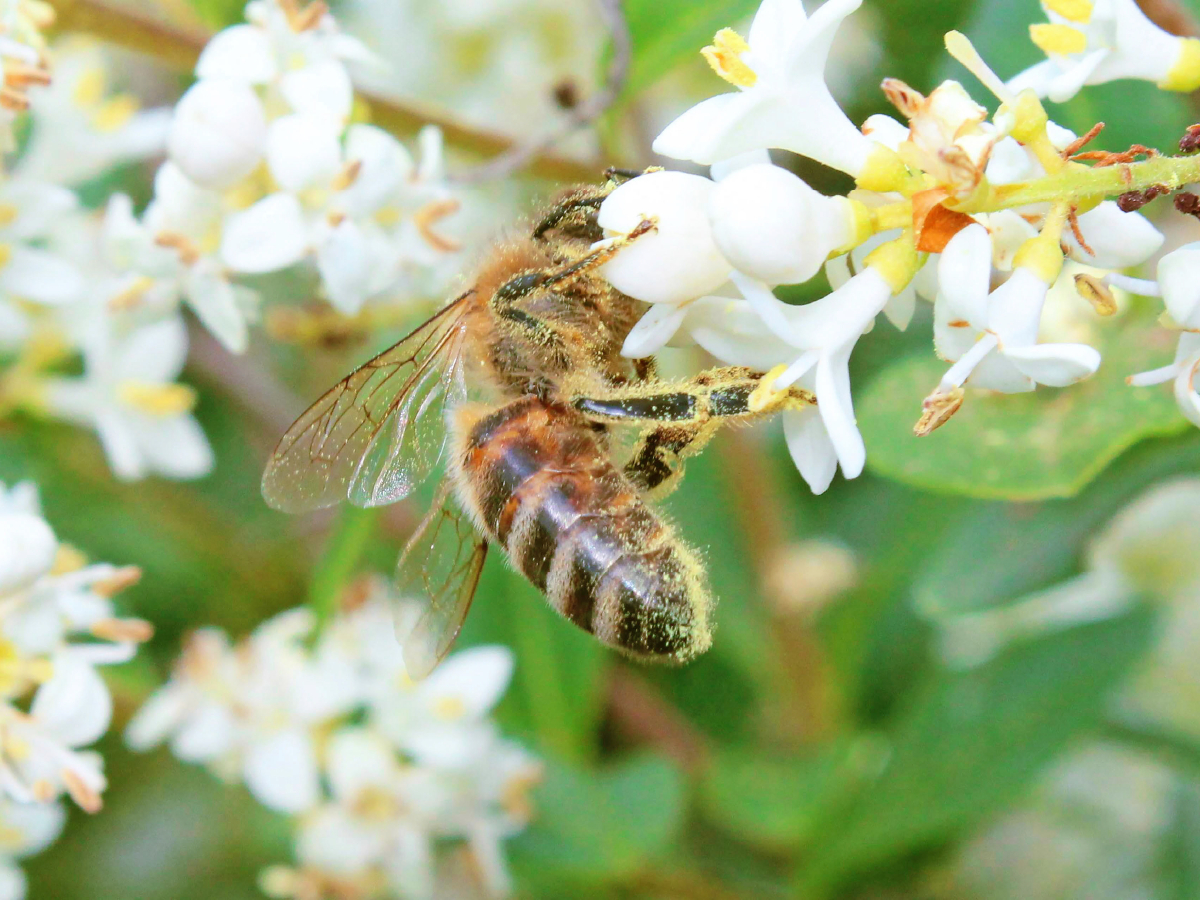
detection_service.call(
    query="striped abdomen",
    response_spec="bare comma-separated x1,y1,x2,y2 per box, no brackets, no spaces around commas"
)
451,397,712,662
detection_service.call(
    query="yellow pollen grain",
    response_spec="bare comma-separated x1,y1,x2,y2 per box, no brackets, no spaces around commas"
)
1043,0,1092,22
1030,23,1088,56
116,381,198,416
91,94,139,133
702,28,757,88
432,696,466,720
71,66,105,108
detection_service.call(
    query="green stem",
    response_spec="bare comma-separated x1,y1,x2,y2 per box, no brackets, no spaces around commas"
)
1102,713,1200,780
306,505,379,631
964,154,1200,212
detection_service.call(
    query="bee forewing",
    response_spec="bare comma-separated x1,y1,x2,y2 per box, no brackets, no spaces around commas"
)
394,479,489,679
261,296,472,514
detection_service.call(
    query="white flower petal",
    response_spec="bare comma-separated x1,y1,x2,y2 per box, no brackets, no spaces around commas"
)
184,268,249,354
418,645,513,720
1003,342,1101,387
622,303,686,358
0,247,84,305
783,407,838,494
1067,202,1163,269
0,514,56,594
266,112,343,192
32,657,112,747
1156,243,1200,329
280,60,353,122
243,729,320,813
196,24,278,83
937,223,991,328
316,220,373,315
221,193,309,273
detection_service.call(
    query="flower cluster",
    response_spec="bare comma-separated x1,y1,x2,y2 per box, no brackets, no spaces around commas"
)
127,580,539,900
0,480,152,899
0,0,466,483
595,0,1200,493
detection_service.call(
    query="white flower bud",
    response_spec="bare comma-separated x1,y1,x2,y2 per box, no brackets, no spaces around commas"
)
0,514,56,594
708,164,856,286
598,171,732,305
1156,242,1200,329
168,78,267,189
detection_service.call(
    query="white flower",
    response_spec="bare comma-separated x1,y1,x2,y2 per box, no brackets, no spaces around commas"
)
890,79,997,198
597,170,731,308
103,165,256,353
222,119,457,315
0,179,85,307
934,224,1101,394
707,162,860,286
653,0,882,177
0,798,65,900
0,511,55,596
167,78,267,190
1151,241,1200,329
1010,0,1200,102
42,317,214,481
372,646,514,768
15,39,171,187
0,700,107,812
1061,201,1163,270
1128,332,1200,428
196,0,376,123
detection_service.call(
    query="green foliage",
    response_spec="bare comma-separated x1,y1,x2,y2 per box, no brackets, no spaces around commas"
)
510,754,686,888
795,609,1156,895
857,308,1190,501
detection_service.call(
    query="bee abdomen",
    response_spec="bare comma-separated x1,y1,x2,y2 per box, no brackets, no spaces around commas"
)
455,397,712,662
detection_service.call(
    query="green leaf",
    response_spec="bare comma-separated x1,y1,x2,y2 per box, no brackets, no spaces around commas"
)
794,608,1155,896
1164,778,1200,900
511,753,686,887
698,739,887,852
621,0,759,99
914,432,1200,616
857,308,1190,501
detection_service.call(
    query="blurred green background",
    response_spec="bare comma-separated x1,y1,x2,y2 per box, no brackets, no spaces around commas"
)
5,0,1200,897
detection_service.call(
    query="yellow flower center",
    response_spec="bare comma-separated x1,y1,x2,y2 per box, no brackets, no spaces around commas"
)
116,381,198,416
72,66,106,108
1029,22,1088,56
432,696,466,720
0,205,19,228
1043,0,1093,23
702,28,757,89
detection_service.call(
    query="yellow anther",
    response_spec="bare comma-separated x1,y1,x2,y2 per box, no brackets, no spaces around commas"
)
1160,37,1200,92
51,543,88,575
702,28,757,88
413,198,462,253
944,30,1014,103
330,159,362,192
91,94,138,133
91,565,143,597
864,232,920,294
116,381,198,416
1074,273,1117,315
1043,0,1093,22
1030,23,1088,56
107,276,155,312
374,206,401,228
72,66,106,108
748,364,791,413
914,386,965,436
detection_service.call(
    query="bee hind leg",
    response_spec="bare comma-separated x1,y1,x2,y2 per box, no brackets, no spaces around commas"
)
570,366,815,494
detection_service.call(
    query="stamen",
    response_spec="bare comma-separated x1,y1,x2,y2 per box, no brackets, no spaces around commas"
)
3,60,50,89
702,28,757,88
1073,273,1117,315
914,385,965,436
154,231,201,266
1043,0,1093,24
91,565,143,596
280,0,328,33
944,31,1014,103
413,198,462,253
61,768,102,813
749,364,792,411
329,159,362,192
107,276,155,312
1029,23,1088,56
91,617,154,643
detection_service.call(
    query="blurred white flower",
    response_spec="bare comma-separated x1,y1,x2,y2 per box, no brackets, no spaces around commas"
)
222,121,460,315
42,316,214,481
0,797,65,900
167,78,267,190
1128,332,1200,427
196,0,376,124
0,178,85,307
653,0,881,177
1009,0,1200,102
15,40,171,187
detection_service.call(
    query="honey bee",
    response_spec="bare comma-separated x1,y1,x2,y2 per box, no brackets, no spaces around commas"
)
261,169,814,677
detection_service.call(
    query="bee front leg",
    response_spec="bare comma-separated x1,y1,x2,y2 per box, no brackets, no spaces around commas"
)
570,366,814,494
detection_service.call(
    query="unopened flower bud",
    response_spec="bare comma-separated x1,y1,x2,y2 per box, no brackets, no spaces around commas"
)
168,79,267,189
708,164,858,286
598,171,732,305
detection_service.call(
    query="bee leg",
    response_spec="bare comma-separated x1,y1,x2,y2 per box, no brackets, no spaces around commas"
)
570,366,814,493
531,189,607,241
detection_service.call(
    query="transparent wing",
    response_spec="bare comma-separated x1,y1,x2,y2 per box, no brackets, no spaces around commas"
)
394,480,489,679
262,295,472,513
